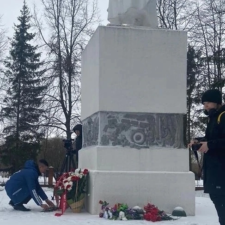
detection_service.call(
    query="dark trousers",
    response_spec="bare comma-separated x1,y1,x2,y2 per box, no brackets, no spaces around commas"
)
76,150,79,168
14,196,31,205
210,194,225,225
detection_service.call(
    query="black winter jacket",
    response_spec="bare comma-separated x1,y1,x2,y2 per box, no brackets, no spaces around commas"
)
73,124,82,151
73,124,82,163
203,105,225,194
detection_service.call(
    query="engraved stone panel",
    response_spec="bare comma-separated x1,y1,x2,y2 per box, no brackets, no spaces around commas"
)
82,112,184,149
82,113,99,148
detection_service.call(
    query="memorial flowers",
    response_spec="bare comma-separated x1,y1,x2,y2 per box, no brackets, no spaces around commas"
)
99,200,175,222
55,169,88,201
54,169,89,215
143,203,175,222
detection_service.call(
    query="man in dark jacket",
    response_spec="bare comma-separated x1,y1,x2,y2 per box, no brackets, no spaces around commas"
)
189,89,225,225
73,124,82,166
5,159,55,211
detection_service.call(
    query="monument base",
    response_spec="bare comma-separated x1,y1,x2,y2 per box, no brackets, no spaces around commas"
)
85,170,195,215
79,147,195,216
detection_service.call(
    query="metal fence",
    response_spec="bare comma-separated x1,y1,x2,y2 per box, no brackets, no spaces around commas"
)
0,167,55,187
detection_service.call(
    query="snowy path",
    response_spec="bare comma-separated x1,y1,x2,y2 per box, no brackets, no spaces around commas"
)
0,188,219,225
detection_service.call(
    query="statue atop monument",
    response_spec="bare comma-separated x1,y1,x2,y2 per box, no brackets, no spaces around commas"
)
107,0,158,28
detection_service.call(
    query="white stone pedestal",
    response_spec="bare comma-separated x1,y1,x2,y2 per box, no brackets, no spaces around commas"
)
80,26,195,216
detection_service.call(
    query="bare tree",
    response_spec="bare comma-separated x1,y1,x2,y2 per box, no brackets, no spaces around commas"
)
157,0,196,31
0,15,7,84
0,16,7,62
185,0,225,138
33,0,99,139
192,0,225,90
0,15,7,119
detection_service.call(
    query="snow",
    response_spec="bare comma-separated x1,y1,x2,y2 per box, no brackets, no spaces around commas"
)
195,180,203,187
0,176,56,185
173,207,185,212
38,176,56,185
0,187,220,225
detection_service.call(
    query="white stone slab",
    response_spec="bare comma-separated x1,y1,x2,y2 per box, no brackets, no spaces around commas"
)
85,170,195,215
81,26,187,120
79,146,189,172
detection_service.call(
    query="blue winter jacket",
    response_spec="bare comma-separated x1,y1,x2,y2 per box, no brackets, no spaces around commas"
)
5,160,48,206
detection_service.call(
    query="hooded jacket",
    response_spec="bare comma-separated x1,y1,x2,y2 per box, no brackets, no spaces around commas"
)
5,160,48,205
203,105,225,194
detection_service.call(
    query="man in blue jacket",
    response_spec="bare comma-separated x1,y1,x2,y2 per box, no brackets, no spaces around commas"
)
5,159,55,211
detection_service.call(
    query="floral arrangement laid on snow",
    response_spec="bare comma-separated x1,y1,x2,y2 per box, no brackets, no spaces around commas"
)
54,168,89,216
99,200,175,222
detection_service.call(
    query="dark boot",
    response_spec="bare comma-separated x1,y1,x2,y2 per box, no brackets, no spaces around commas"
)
9,200,14,207
14,204,31,211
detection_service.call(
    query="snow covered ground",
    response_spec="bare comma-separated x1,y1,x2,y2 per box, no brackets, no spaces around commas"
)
0,187,219,225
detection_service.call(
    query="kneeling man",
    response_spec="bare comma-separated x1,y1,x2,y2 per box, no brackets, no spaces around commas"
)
5,159,55,211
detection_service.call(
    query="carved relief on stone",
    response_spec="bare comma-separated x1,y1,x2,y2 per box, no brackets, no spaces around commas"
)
107,0,158,28
82,113,99,148
82,112,184,149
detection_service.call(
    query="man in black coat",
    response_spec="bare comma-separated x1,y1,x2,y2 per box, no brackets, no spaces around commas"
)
189,89,225,225
73,124,82,167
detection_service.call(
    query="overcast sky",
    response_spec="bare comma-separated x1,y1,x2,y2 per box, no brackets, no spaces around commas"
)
0,0,109,37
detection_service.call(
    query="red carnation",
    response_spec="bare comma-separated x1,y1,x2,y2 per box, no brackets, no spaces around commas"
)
151,207,159,215
152,214,158,222
83,169,89,175
144,213,151,221
99,200,103,204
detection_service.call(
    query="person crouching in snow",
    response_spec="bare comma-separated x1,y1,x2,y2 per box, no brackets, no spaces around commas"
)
5,159,55,211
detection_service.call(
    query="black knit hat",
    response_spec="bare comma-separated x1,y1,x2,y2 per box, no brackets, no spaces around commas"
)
39,159,49,167
201,89,222,104
73,124,82,133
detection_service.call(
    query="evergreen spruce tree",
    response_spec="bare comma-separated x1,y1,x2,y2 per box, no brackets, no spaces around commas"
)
186,45,203,172
1,1,46,172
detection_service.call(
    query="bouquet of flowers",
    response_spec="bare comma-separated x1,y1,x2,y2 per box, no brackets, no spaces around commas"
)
99,200,175,222
99,201,130,220
143,203,174,222
54,168,89,214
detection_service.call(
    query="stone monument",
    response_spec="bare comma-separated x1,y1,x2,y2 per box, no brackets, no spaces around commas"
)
79,0,195,216
108,0,158,28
